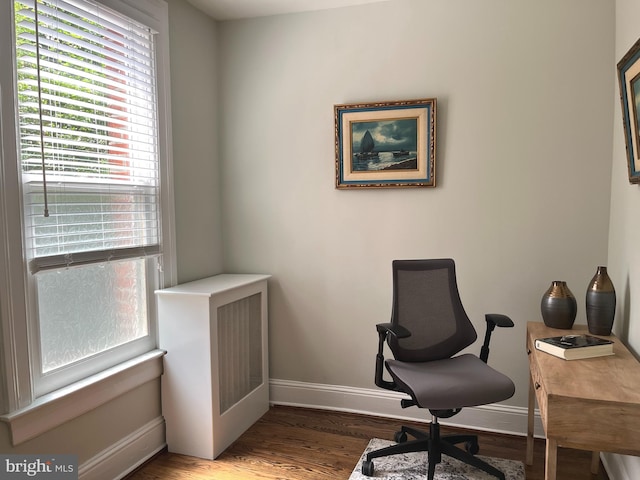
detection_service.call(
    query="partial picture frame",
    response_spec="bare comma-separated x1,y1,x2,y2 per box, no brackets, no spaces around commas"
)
334,98,436,189
617,37,640,184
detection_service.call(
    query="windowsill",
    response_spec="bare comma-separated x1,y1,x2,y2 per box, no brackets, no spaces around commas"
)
0,349,165,446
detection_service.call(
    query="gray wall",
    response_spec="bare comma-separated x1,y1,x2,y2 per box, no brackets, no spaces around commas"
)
168,0,223,283
606,0,640,475
218,0,614,408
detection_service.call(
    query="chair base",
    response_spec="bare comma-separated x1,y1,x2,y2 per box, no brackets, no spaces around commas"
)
362,421,505,480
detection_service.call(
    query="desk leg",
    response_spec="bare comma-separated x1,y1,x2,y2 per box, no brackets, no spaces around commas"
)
526,374,535,465
545,438,558,480
591,451,600,474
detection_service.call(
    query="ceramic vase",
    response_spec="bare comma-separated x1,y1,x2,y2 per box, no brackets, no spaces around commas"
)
586,266,616,335
541,281,577,329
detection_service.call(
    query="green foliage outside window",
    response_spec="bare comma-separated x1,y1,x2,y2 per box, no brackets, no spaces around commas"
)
15,0,111,177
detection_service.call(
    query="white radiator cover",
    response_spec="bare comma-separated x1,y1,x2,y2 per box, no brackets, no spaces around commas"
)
156,274,271,459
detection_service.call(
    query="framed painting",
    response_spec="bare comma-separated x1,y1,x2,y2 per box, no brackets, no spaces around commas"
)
334,98,436,188
618,37,640,184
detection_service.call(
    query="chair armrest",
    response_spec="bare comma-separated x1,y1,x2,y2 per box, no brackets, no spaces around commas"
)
374,323,411,391
485,313,514,329
480,313,514,363
376,323,411,339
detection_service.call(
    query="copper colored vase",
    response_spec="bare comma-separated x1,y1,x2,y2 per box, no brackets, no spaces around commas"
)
541,281,577,329
586,266,616,335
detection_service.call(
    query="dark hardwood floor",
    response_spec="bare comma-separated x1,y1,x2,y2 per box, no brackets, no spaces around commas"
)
126,405,609,479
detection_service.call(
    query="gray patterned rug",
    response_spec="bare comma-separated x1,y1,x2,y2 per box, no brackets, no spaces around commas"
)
349,438,525,479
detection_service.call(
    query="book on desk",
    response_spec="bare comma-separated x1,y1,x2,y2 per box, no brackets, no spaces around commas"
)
534,334,614,360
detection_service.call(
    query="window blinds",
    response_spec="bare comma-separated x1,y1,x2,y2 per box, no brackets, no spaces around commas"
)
14,0,160,273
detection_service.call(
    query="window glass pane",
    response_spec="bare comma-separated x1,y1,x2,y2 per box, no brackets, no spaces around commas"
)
36,258,148,372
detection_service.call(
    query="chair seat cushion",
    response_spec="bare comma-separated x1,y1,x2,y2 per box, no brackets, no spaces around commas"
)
386,354,515,410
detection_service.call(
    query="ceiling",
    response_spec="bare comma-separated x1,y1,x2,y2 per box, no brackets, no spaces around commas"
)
186,0,392,21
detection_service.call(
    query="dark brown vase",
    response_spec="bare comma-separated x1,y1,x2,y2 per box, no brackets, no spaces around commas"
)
541,281,577,329
586,266,616,335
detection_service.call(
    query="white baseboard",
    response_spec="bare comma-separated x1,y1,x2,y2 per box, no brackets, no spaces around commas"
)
78,416,166,480
269,378,542,437
601,452,638,480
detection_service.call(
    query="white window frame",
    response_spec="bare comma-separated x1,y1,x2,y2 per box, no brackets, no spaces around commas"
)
0,0,176,442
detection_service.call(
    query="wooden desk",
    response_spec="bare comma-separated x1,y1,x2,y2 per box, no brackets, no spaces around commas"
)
526,322,640,480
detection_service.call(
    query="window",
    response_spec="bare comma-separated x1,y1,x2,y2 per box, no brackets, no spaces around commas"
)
2,0,175,401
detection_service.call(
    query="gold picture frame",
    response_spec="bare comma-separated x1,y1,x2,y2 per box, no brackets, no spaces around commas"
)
617,37,640,184
334,98,436,188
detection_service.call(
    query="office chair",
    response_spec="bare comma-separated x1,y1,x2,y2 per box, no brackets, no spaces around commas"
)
362,259,515,480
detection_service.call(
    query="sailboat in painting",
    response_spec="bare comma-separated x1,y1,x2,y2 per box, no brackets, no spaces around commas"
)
355,130,378,160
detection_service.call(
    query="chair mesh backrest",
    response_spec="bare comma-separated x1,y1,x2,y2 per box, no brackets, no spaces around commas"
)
388,259,477,362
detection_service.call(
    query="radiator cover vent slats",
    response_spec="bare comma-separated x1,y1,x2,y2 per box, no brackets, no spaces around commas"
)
218,293,262,413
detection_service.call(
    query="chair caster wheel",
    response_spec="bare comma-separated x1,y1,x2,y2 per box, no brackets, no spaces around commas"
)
465,440,479,455
361,460,374,476
394,431,408,443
